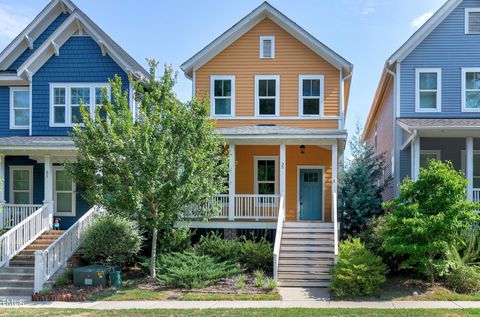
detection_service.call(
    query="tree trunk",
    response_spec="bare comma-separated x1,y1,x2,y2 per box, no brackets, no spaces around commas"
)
150,226,158,279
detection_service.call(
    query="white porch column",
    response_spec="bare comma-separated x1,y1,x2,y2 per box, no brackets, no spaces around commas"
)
467,137,474,201
0,154,5,204
44,155,54,227
228,144,235,221
280,144,286,200
412,137,421,180
332,141,338,255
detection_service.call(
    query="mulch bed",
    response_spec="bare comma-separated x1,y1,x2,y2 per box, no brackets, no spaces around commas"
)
32,285,103,302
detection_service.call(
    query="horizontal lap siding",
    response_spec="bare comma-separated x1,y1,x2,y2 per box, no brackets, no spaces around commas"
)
401,0,480,117
215,119,338,129
195,18,340,123
32,36,129,136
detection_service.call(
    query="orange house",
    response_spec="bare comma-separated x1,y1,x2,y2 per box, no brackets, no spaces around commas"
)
180,2,352,287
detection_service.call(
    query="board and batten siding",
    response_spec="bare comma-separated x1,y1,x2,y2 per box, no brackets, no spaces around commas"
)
195,18,340,129
400,0,480,117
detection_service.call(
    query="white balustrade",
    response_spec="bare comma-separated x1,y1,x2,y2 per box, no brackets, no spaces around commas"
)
0,204,43,229
0,205,51,268
273,196,285,279
234,194,279,219
34,205,103,293
474,188,480,205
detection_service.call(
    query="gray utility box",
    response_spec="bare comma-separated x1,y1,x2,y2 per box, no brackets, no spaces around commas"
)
73,265,108,287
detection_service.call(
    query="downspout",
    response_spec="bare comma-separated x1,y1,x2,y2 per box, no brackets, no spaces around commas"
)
385,61,400,197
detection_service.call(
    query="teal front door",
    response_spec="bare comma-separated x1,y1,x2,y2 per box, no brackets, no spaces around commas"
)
299,168,323,221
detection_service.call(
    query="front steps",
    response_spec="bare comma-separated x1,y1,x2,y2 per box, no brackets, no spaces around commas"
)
0,230,63,296
278,222,335,287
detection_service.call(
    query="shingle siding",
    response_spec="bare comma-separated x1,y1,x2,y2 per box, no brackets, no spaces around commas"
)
32,36,129,136
7,13,70,71
400,0,480,118
0,86,29,136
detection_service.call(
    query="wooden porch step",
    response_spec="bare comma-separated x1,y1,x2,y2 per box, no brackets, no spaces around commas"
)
279,259,334,265
283,228,333,233
284,222,334,228
278,273,332,280
279,280,331,287
281,246,334,252
282,233,333,239
281,240,334,245
278,266,332,273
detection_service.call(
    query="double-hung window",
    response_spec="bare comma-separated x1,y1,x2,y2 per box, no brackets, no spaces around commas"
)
462,68,480,112
415,68,441,112
465,8,480,34
10,87,30,129
50,83,110,126
255,75,279,116
254,157,278,195
54,166,76,216
9,166,33,204
210,75,235,116
299,75,324,116
259,36,275,59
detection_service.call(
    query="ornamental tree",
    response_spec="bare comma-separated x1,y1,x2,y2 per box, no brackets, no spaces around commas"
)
383,160,479,283
67,61,229,278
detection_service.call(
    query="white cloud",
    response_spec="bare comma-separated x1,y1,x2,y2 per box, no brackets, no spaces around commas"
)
411,11,434,29
361,0,376,16
0,4,34,42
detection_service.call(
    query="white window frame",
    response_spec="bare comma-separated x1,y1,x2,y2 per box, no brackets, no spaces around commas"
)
259,36,275,59
53,166,76,217
420,150,441,168
254,75,280,117
465,8,480,34
49,83,111,127
210,75,235,117
9,166,33,204
462,150,480,189
298,75,325,117
10,87,30,129
462,67,480,112
415,68,441,113
253,156,279,195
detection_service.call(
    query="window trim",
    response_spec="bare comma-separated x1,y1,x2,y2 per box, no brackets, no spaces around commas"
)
9,166,33,204
259,36,275,59
420,150,441,168
10,87,30,130
254,75,280,117
210,75,235,117
461,67,480,112
465,8,480,34
253,156,279,195
53,165,76,217
298,74,325,117
49,83,111,127
415,68,441,113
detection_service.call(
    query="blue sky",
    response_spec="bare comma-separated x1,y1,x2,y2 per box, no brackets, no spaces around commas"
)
0,0,447,141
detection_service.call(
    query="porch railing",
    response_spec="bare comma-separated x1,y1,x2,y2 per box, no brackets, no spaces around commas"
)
234,194,279,219
0,205,51,268
474,189,480,205
0,204,43,229
34,205,103,293
273,196,285,279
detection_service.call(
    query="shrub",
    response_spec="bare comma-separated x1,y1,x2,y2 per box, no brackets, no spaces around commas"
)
156,251,243,289
54,269,73,287
265,278,278,291
80,213,144,267
194,232,242,263
240,237,273,272
157,227,194,254
235,274,247,290
254,270,266,288
331,238,388,297
446,266,480,294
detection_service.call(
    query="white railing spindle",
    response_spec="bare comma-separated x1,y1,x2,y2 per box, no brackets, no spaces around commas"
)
0,204,43,230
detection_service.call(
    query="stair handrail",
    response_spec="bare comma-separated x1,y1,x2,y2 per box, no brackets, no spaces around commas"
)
34,205,104,293
333,192,339,256
273,195,285,279
0,205,51,268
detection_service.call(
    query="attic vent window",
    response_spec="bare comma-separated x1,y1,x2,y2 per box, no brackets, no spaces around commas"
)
466,8,480,34
260,36,275,59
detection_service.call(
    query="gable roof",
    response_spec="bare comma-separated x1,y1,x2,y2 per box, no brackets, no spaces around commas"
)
181,1,353,79
0,0,148,81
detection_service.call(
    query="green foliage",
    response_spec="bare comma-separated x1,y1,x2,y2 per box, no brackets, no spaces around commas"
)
339,123,389,237
331,238,388,297
54,269,73,287
156,227,194,254
445,266,480,294
358,216,404,272
67,62,229,277
194,233,273,272
446,228,480,269
383,160,479,283
254,270,266,288
156,251,242,289
80,213,144,266
265,278,278,291
235,274,247,289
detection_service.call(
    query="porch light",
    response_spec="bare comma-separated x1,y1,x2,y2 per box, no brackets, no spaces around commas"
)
300,145,306,154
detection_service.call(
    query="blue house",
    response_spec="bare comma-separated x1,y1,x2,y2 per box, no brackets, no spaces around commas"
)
0,0,148,229
363,0,480,203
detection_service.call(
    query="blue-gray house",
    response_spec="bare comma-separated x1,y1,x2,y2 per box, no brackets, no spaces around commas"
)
0,0,148,230
363,0,480,203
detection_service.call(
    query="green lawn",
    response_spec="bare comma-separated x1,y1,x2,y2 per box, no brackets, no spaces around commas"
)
179,293,281,301
3,309,480,317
